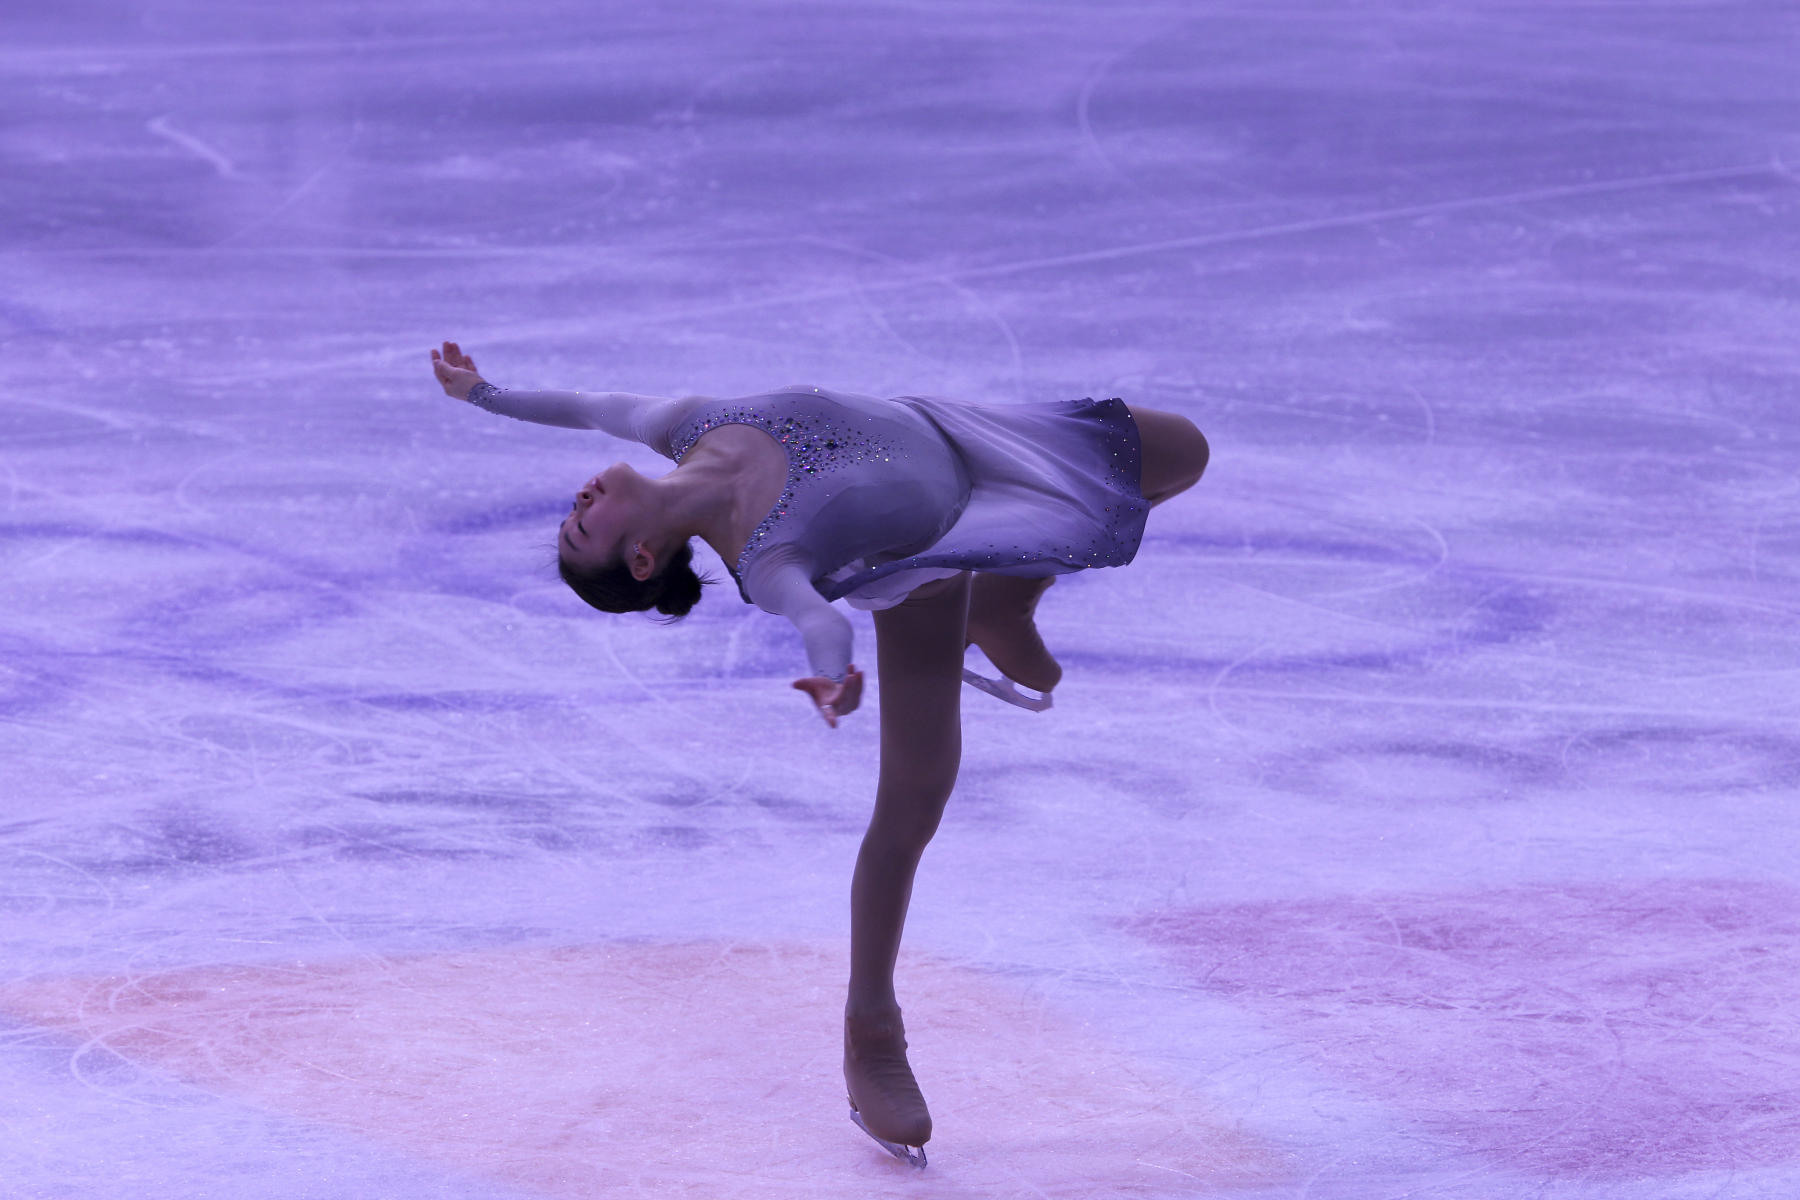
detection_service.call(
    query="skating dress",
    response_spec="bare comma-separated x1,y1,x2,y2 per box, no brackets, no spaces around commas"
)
465,381,1147,681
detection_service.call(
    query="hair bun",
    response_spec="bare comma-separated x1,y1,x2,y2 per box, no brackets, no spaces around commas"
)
653,541,708,618
559,536,713,621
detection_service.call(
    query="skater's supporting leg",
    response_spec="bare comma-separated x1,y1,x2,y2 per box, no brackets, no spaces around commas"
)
842,571,967,1152
848,570,970,1018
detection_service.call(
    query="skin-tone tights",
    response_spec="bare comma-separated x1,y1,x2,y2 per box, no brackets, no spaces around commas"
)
845,570,971,1021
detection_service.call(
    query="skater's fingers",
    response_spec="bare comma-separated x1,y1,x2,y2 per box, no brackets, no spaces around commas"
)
792,677,843,727
833,668,864,716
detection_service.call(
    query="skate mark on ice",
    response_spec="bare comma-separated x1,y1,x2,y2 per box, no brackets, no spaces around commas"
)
146,115,238,178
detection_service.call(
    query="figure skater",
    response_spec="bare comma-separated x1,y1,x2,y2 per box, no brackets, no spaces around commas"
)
428,341,1208,1167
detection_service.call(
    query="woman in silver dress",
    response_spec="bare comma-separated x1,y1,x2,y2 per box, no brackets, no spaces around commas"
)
430,341,1209,1167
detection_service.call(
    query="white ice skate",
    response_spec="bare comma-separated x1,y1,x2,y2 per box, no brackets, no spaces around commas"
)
961,666,1054,712
848,1097,928,1168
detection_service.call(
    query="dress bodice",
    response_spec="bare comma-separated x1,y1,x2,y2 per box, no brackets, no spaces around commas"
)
668,385,972,605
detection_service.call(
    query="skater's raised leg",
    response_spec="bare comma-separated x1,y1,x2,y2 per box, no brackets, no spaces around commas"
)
966,572,1062,693
845,570,970,1152
964,406,1208,696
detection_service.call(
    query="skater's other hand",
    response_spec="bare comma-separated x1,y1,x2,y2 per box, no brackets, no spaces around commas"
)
431,341,484,401
792,665,863,728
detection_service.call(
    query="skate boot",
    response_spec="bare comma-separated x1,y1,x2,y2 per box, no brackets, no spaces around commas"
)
964,573,1059,711
844,1010,931,1168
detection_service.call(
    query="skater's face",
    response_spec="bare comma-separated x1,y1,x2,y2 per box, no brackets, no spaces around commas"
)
559,462,648,576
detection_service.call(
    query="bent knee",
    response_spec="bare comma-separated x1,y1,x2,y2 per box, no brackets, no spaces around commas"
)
1181,420,1209,483
1133,407,1209,501
1154,413,1207,478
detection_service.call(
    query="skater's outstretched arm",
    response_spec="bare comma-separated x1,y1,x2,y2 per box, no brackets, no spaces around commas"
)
430,341,690,455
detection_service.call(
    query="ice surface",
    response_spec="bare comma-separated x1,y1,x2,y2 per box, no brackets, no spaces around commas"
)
3,1,1798,1197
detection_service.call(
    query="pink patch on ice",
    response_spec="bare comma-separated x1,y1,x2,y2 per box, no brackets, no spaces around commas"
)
0,941,1283,1197
1126,879,1800,1176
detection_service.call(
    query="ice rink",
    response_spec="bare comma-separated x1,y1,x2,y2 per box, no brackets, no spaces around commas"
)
4,1,1798,1196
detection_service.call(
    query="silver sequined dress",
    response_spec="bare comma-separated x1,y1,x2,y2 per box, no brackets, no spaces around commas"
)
667,384,1147,610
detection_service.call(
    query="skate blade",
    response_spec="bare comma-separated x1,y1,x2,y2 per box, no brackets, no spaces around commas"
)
848,1102,928,1169
961,667,1053,712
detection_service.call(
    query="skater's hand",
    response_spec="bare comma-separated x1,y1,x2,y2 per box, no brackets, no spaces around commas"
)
792,665,863,729
430,341,485,401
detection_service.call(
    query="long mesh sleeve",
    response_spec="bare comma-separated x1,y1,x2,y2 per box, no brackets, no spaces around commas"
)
741,547,854,682
465,382,692,458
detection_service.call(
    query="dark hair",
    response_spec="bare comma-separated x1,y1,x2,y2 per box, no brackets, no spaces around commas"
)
557,538,712,622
